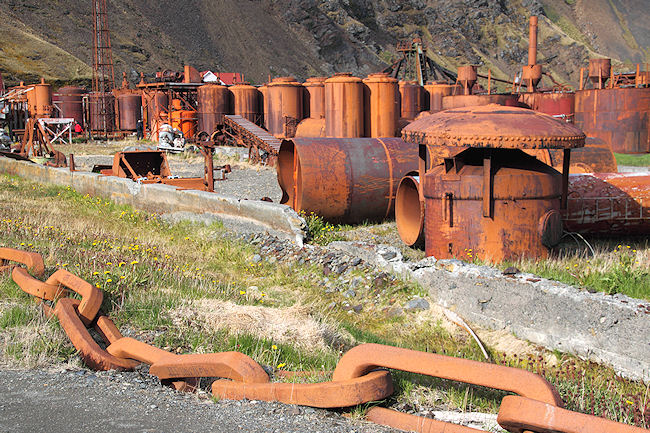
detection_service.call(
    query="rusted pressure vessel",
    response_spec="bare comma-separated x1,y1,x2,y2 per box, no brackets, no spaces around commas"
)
117,92,142,131
89,92,115,132
324,73,364,138
171,110,197,138
26,78,53,118
144,91,168,129
363,73,399,138
399,81,424,120
277,137,418,223
267,77,304,137
564,173,650,235
54,86,86,124
574,87,650,154
588,58,611,88
518,92,575,121
294,118,325,138
197,84,230,135
442,93,519,110
424,82,461,113
230,83,260,123
303,77,326,119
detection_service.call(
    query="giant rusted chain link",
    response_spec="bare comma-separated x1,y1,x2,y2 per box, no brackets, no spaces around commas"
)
3,248,648,432
0,247,45,277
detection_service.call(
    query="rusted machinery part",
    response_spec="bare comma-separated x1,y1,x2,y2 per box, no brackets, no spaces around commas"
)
564,173,650,235
11,267,66,300
212,370,393,409
367,407,487,433
395,174,424,248
149,352,270,383
54,298,138,371
45,269,103,325
0,247,45,277
402,105,585,150
332,344,563,407
497,396,648,433
277,137,418,224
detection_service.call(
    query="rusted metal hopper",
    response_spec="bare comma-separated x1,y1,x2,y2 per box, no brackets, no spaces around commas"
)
277,137,418,224
363,73,399,138
303,77,326,120
456,66,477,96
588,58,611,89
324,73,364,138
54,86,87,124
401,105,584,261
230,83,260,123
267,77,303,138
197,84,230,137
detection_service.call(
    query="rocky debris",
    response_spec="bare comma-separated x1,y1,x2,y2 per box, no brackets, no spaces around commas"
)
404,297,430,312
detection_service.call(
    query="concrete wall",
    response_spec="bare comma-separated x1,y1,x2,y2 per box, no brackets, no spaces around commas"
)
0,157,305,245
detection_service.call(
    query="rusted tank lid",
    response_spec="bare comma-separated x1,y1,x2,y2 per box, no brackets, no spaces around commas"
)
268,76,302,87
230,82,256,89
402,104,585,149
325,73,362,83
305,77,327,83
363,72,397,83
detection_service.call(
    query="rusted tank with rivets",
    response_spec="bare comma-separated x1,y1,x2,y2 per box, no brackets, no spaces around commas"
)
116,91,142,131
267,77,304,137
303,77,326,120
518,92,575,121
363,73,399,138
401,105,584,261
325,73,364,138
424,82,461,113
277,137,418,223
399,81,424,121
197,84,230,135
230,83,260,123
54,86,87,124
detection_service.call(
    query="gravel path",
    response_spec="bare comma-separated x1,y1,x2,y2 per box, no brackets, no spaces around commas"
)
0,367,396,433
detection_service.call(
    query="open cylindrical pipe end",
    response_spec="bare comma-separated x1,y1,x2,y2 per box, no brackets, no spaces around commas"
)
277,140,296,207
396,175,425,248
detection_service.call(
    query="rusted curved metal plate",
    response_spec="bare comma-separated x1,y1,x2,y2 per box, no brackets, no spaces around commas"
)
0,248,45,277
333,344,562,406
212,370,393,408
149,352,269,383
367,407,487,433
54,298,138,371
497,395,648,433
402,105,585,149
12,267,65,301
45,269,103,325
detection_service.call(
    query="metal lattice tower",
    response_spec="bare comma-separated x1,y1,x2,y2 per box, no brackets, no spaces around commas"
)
92,0,115,133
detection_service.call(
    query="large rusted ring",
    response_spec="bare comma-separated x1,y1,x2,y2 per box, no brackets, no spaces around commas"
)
54,298,138,371
212,370,393,408
367,407,487,433
11,267,65,301
333,344,562,406
497,395,648,433
0,248,45,277
46,269,103,325
149,352,270,384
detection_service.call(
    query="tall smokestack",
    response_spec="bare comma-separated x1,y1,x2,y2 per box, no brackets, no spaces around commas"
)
528,16,538,66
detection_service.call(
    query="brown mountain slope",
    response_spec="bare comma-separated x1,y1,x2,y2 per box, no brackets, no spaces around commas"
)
0,0,647,87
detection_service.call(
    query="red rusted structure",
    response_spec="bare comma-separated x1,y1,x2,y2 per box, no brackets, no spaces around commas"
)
324,73,364,138
230,83,260,124
363,73,399,138
197,83,230,139
91,0,116,135
53,86,87,125
266,77,303,138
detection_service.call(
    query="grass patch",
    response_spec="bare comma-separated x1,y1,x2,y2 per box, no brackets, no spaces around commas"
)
614,152,650,167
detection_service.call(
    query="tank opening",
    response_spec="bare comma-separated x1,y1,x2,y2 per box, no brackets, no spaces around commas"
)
396,175,424,248
277,140,296,208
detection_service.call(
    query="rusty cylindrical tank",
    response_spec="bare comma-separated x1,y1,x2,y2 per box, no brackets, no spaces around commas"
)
442,93,520,110
574,87,650,154
197,84,230,135
54,86,86,124
303,77,326,119
26,78,53,118
363,73,399,138
171,110,198,139
277,138,418,224
116,91,142,131
230,83,260,123
89,92,116,132
294,118,325,138
518,92,575,121
399,81,424,121
324,73,364,138
258,85,268,128
565,173,650,235
266,77,303,137
424,82,461,113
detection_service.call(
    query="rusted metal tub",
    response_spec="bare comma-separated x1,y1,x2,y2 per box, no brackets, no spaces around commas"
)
277,137,418,223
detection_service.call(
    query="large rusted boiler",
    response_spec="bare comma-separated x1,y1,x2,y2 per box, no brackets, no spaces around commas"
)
197,84,230,137
363,73,399,138
266,77,303,138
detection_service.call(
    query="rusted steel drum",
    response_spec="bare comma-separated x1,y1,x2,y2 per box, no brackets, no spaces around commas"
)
267,77,303,137
442,94,520,110
144,91,168,129
117,92,142,131
399,81,424,120
197,84,230,135
277,137,418,224
519,92,575,121
171,110,197,138
424,82,461,113
230,83,259,123
303,77,326,119
54,86,86,124
574,87,650,154
395,174,424,247
89,92,115,132
294,118,325,138
26,79,53,118
565,173,650,235
324,73,364,138
363,73,399,138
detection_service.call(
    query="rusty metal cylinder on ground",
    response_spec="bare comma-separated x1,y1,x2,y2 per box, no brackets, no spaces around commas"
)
442,93,520,110
89,92,115,132
398,81,424,121
303,77,326,120
266,77,304,137
518,92,575,121
574,87,650,154
54,86,86,124
424,82,461,113
197,84,230,136
171,110,197,139
324,73,364,138
230,83,260,123
277,137,418,224
457,66,477,95
117,92,142,131
363,73,399,138
26,78,53,118
588,58,611,88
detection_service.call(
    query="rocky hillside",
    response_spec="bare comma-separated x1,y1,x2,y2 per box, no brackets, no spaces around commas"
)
0,0,648,88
